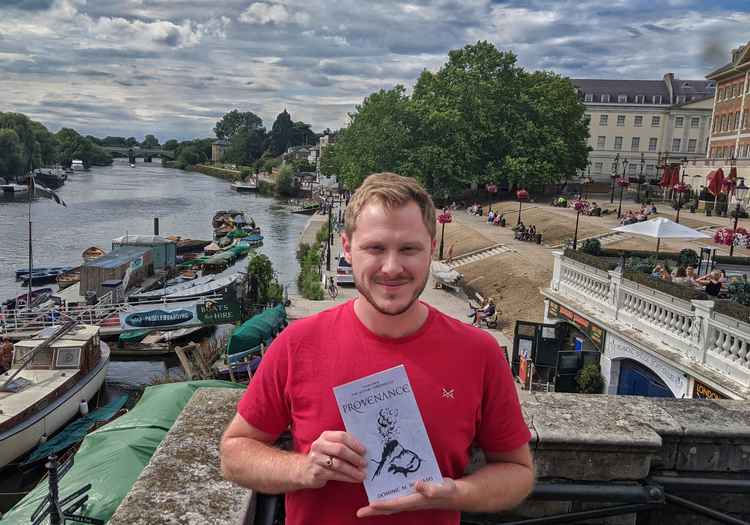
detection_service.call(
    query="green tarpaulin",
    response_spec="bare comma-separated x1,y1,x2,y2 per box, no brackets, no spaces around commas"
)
119,329,152,344
22,395,129,465
1,380,244,525
226,305,287,356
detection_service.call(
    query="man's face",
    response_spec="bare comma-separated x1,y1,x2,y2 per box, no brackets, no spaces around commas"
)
343,201,435,317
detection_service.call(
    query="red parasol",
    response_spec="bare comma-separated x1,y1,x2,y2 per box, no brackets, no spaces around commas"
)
707,168,725,196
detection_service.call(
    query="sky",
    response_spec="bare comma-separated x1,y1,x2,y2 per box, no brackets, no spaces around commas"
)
0,0,749,142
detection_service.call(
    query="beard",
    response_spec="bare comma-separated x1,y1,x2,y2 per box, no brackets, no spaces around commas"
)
354,268,430,317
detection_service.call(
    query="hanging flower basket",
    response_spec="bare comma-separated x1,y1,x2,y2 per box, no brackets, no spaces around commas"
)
714,227,750,248
673,183,688,194
516,189,529,201
486,183,498,194
573,200,590,213
437,211,453,224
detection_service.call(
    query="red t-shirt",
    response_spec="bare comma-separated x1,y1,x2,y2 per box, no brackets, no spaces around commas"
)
238,300,531,525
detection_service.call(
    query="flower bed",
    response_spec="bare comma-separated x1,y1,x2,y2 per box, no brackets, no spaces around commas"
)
714,227,750,248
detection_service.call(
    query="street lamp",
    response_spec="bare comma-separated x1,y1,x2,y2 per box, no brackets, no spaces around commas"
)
516,188,529,226
437,210,453,260
636,152,645,203
616,176,630,218
326,195,333,271
674,157,688,224
572,200,586,250
610,153,620,204
730,177,749,256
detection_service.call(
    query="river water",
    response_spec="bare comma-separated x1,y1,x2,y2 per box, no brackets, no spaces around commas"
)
0,159,309,389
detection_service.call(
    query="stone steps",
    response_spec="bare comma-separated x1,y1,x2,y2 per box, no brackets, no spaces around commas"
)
445,244,513,269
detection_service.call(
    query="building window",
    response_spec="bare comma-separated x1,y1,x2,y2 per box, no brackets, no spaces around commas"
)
618,94,627,103
732,85,736,98
614,136,623,150
736,111,741,130
634,116,643,127
601,94,610,103
647,164,655,173
652,95,662,104
713,116,718,132
676,95,685,103
744,144,750,158
635,95,645,104
688,139,697,153
719,88,725,100
721,114,727,131
649,138,658,152
743,113,748,129
691,117,699,128
597,136,606,148
584,93,593,102
631,137,640,151
594,162,603,172
600,114,609,126
629,164,636,174
675,116,684,128
672,138,681,152
617,115,626,126
651,116,660,127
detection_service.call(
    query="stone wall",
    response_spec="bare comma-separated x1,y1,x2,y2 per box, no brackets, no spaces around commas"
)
109,388,750,525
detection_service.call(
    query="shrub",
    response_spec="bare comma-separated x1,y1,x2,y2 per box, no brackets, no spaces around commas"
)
297,243,324,300
677,248,699,268
563,249,618,271
728,279,750,306
714,301,750,323
276,164,297,197
625,256,657,274
624,271,708,301
576,363,604,394
581,238,602,256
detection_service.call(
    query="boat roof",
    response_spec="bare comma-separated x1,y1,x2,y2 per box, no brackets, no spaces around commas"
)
112,235,174,246
53,282,84,304
33,324,99,341
84,246,149,269
0,369,77,428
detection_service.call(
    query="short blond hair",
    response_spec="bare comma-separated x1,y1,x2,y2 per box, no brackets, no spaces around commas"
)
344,172,436,239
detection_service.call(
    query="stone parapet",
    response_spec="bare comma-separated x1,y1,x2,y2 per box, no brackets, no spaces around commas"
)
109,388,750,525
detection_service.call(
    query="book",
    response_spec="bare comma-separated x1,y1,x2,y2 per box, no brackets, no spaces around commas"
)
333,364,443,502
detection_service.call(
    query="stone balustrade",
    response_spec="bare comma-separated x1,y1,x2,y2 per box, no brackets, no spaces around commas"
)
550,251,750,390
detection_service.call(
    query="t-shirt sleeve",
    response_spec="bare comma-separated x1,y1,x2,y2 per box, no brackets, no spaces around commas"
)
237,329,292,437
476,344,532,453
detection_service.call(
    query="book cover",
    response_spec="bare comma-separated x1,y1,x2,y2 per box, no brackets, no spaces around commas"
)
333,365,443,502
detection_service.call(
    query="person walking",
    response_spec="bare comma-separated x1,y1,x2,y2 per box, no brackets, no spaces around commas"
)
0,337,14,374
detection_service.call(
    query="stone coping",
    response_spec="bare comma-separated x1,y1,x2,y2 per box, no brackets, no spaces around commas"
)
109,387,750,524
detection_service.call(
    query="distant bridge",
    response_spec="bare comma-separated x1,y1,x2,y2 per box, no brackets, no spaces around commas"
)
102,147,175,160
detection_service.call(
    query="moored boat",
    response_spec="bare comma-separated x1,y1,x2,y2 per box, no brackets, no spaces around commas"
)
2,288,53,310
0,324,110,469
230,181,257,192
82,246,106,261
71,160,85,171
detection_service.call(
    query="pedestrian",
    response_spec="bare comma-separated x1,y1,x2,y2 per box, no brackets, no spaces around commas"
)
0,337,13,374
221,172,533,525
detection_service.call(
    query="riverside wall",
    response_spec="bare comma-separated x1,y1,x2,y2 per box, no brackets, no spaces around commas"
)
109,389,750,525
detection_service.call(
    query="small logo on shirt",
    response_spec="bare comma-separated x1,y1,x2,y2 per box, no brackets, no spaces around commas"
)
441,388,455,399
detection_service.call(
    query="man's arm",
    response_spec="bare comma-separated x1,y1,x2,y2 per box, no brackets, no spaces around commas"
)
220,413,367,494
357,443,534,517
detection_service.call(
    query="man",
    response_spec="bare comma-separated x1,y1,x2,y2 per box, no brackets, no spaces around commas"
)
221,173,534,524
0,337,14,374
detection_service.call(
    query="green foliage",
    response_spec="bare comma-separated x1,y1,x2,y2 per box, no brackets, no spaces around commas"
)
175,145,206,169
714,301,750,323
292,158,316,173
297,243,324,300
728,278,750,306
213,110,265,140
624,271,708,301
141,134,160,149
323,41,588,193
268,109,317,156
316,222,331,245
625,256,657,274
677,249,699,268
55,127,112,167
163,139,180,151
276,164,297,196
563,249,618,271
576,363,604,394
0,112,62,174
0,128,25,179
246,254,284,312
581,238,602,256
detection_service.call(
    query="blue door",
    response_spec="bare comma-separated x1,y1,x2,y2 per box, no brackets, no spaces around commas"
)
617,359,674,398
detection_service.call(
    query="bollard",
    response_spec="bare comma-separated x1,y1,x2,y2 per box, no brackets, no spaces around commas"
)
153,217,159,236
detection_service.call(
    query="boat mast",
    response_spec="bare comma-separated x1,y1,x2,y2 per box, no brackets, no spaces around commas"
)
27,168,33,310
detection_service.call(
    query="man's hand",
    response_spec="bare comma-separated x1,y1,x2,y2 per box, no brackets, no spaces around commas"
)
356,478,460,517
300,431,368,489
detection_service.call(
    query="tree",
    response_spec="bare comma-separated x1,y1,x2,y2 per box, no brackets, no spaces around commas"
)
224,127,267,166
175,145,206,169
0,129,25,179
246,254,283,314
125,137,139,148
0,112,37,171
30,121,58,168
56,127,112,167
576,363,604,394
268,109,294,156
141,134,160,149
214,110,264,141
276,164,297,196
163,139,180,151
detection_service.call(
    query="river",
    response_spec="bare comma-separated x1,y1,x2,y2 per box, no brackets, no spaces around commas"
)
0,159,310,389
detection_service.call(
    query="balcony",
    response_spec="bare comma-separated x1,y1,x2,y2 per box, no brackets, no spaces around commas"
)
547,251,750,395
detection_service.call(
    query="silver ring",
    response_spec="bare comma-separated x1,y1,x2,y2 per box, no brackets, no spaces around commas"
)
325,455,334,468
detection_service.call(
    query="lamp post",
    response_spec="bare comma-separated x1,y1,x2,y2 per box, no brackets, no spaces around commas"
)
674,157,688,224
610,153,620,204
516,188,529,226
730,177,749,256
572,200,586,250
437,210,453,260
326,196,333,271
616,176,629,218
636,152,645,203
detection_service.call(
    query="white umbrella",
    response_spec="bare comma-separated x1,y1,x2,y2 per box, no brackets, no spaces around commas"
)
611,217,710,253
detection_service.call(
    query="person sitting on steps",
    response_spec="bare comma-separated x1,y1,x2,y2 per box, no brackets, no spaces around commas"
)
473,298,496,327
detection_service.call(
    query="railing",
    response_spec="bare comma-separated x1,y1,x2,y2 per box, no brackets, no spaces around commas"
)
550,252,750,388
0,293,223,334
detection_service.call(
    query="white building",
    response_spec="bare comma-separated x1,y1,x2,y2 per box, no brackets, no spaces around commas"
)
573,74,715,182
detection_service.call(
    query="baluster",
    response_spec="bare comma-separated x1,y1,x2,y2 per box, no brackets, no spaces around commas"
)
658,307,668,327
713,331,726,357
669,313,679,333
729,336,740,363
722,332,732,358
738,340,749,369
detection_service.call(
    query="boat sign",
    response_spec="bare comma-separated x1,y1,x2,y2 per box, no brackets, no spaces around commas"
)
119,298,241,330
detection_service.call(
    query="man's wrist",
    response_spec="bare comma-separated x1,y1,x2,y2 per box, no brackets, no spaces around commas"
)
445,478,471,510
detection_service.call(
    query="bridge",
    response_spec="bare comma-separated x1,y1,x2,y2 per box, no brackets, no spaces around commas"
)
102,147,175,160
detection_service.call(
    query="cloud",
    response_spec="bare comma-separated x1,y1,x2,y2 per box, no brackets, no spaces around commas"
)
2,0,56,10
239,2,310,26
